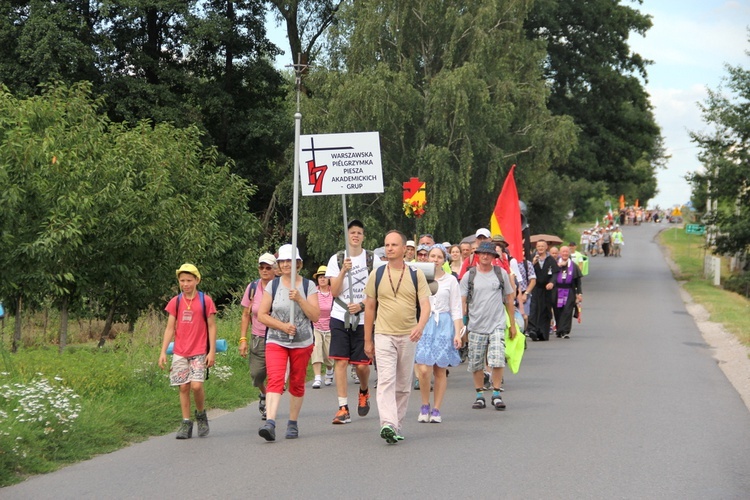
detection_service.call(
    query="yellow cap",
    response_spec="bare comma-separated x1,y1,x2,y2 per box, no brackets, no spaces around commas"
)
313,265,327,279
176,263,201,280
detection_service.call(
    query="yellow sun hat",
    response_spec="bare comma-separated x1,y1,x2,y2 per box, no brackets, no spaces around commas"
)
176,263,201,280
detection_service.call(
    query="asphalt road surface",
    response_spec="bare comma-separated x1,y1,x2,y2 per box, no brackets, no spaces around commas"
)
4,223,750,499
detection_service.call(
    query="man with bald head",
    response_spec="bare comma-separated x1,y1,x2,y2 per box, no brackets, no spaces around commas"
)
526,240,558,341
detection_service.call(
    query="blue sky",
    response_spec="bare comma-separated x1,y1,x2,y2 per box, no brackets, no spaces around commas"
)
266,2,750,209
630,0,749,208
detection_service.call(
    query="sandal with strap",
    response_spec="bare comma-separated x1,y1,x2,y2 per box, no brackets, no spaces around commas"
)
492,395,506,410
472,396,486,409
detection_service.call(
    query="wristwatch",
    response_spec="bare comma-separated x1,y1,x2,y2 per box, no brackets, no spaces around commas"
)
359,302,365,311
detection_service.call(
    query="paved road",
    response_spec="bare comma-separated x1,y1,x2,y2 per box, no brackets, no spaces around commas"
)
4,223,750,499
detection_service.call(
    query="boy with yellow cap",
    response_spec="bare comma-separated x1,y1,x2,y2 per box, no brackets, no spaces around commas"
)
159,263,217,439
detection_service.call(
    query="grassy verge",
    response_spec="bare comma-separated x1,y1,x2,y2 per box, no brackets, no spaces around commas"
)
658,228,750,347
0,304,263,487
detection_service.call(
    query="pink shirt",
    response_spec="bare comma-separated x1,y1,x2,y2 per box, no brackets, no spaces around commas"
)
241,280,269,337
165,293,217,357
314,289,333,331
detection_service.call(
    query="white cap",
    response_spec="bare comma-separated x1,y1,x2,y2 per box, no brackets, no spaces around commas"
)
406,240,415,248
277,244,302,261
475,228,491,238
258,253,277,265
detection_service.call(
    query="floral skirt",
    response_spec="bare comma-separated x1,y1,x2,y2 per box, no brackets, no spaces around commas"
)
415,312,461,368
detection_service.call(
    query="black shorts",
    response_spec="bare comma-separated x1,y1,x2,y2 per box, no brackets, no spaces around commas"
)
329,317,371,365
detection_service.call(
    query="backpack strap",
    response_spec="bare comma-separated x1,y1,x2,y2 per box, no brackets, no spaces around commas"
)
338,249,375,272
248,279,259,302
374,265,420,321
269,276,314,333
467,266,504,308
467,267,477,307
409,266,420,321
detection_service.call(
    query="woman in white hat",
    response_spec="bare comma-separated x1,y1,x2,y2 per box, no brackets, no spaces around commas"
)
257,244,319,441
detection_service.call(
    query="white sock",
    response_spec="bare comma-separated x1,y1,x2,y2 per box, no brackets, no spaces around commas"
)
338,397,348,407
314,375,322,381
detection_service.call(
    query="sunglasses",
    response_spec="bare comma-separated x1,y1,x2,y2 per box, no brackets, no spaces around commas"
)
258,264,274,270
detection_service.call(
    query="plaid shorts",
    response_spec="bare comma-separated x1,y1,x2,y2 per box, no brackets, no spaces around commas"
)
170,354,206,385
467,328,506,372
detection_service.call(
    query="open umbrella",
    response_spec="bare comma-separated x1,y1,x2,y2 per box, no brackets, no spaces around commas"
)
530,233,563,246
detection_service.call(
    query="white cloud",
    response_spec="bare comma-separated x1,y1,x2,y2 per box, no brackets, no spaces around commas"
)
629,0,749,207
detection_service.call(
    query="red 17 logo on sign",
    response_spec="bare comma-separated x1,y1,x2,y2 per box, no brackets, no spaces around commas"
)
307,159,328,193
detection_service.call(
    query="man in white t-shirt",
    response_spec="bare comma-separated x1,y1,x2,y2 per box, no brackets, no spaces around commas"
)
326,220,382,425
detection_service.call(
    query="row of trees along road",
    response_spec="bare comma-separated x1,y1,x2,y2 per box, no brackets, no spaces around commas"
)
0,84,260,352
689,35,750,260
0,1,664,349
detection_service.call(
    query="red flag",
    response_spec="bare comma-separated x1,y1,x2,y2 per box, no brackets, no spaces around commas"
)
489,165,523,264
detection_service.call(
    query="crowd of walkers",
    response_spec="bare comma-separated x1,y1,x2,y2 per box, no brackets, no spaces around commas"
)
160,220,600,444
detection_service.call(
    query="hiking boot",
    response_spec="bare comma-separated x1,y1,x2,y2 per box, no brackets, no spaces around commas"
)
417,404,430,423
472,396,486,409
259,397,267,420
492,394,506,410
259,422,276,441
285,422,299,439
176,419,193,439
195,410,209,437
429,408,442,423
380,424,398,444
357,390,370,417
332,406,351,424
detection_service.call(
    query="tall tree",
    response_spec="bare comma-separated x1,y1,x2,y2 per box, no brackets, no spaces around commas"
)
186,1,290,219
286,0,576,262
689,43,750,256
267,0,342,64
525,0,662,207
0,0,101,95
0,83,261,349
99,0,197,125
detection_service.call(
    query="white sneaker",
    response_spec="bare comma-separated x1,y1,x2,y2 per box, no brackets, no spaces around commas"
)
312,379,322,389
324,369,334,386
417,404,430,423
350,367,360,384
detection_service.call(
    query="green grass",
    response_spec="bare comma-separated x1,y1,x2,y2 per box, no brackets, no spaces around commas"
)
659,228,750,347
0,304,262,487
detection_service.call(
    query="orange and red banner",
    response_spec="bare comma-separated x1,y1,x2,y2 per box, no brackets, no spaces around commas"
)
490,165,522,263
403,177,426,218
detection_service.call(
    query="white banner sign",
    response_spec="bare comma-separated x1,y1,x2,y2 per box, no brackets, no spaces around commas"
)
299,132,384,196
